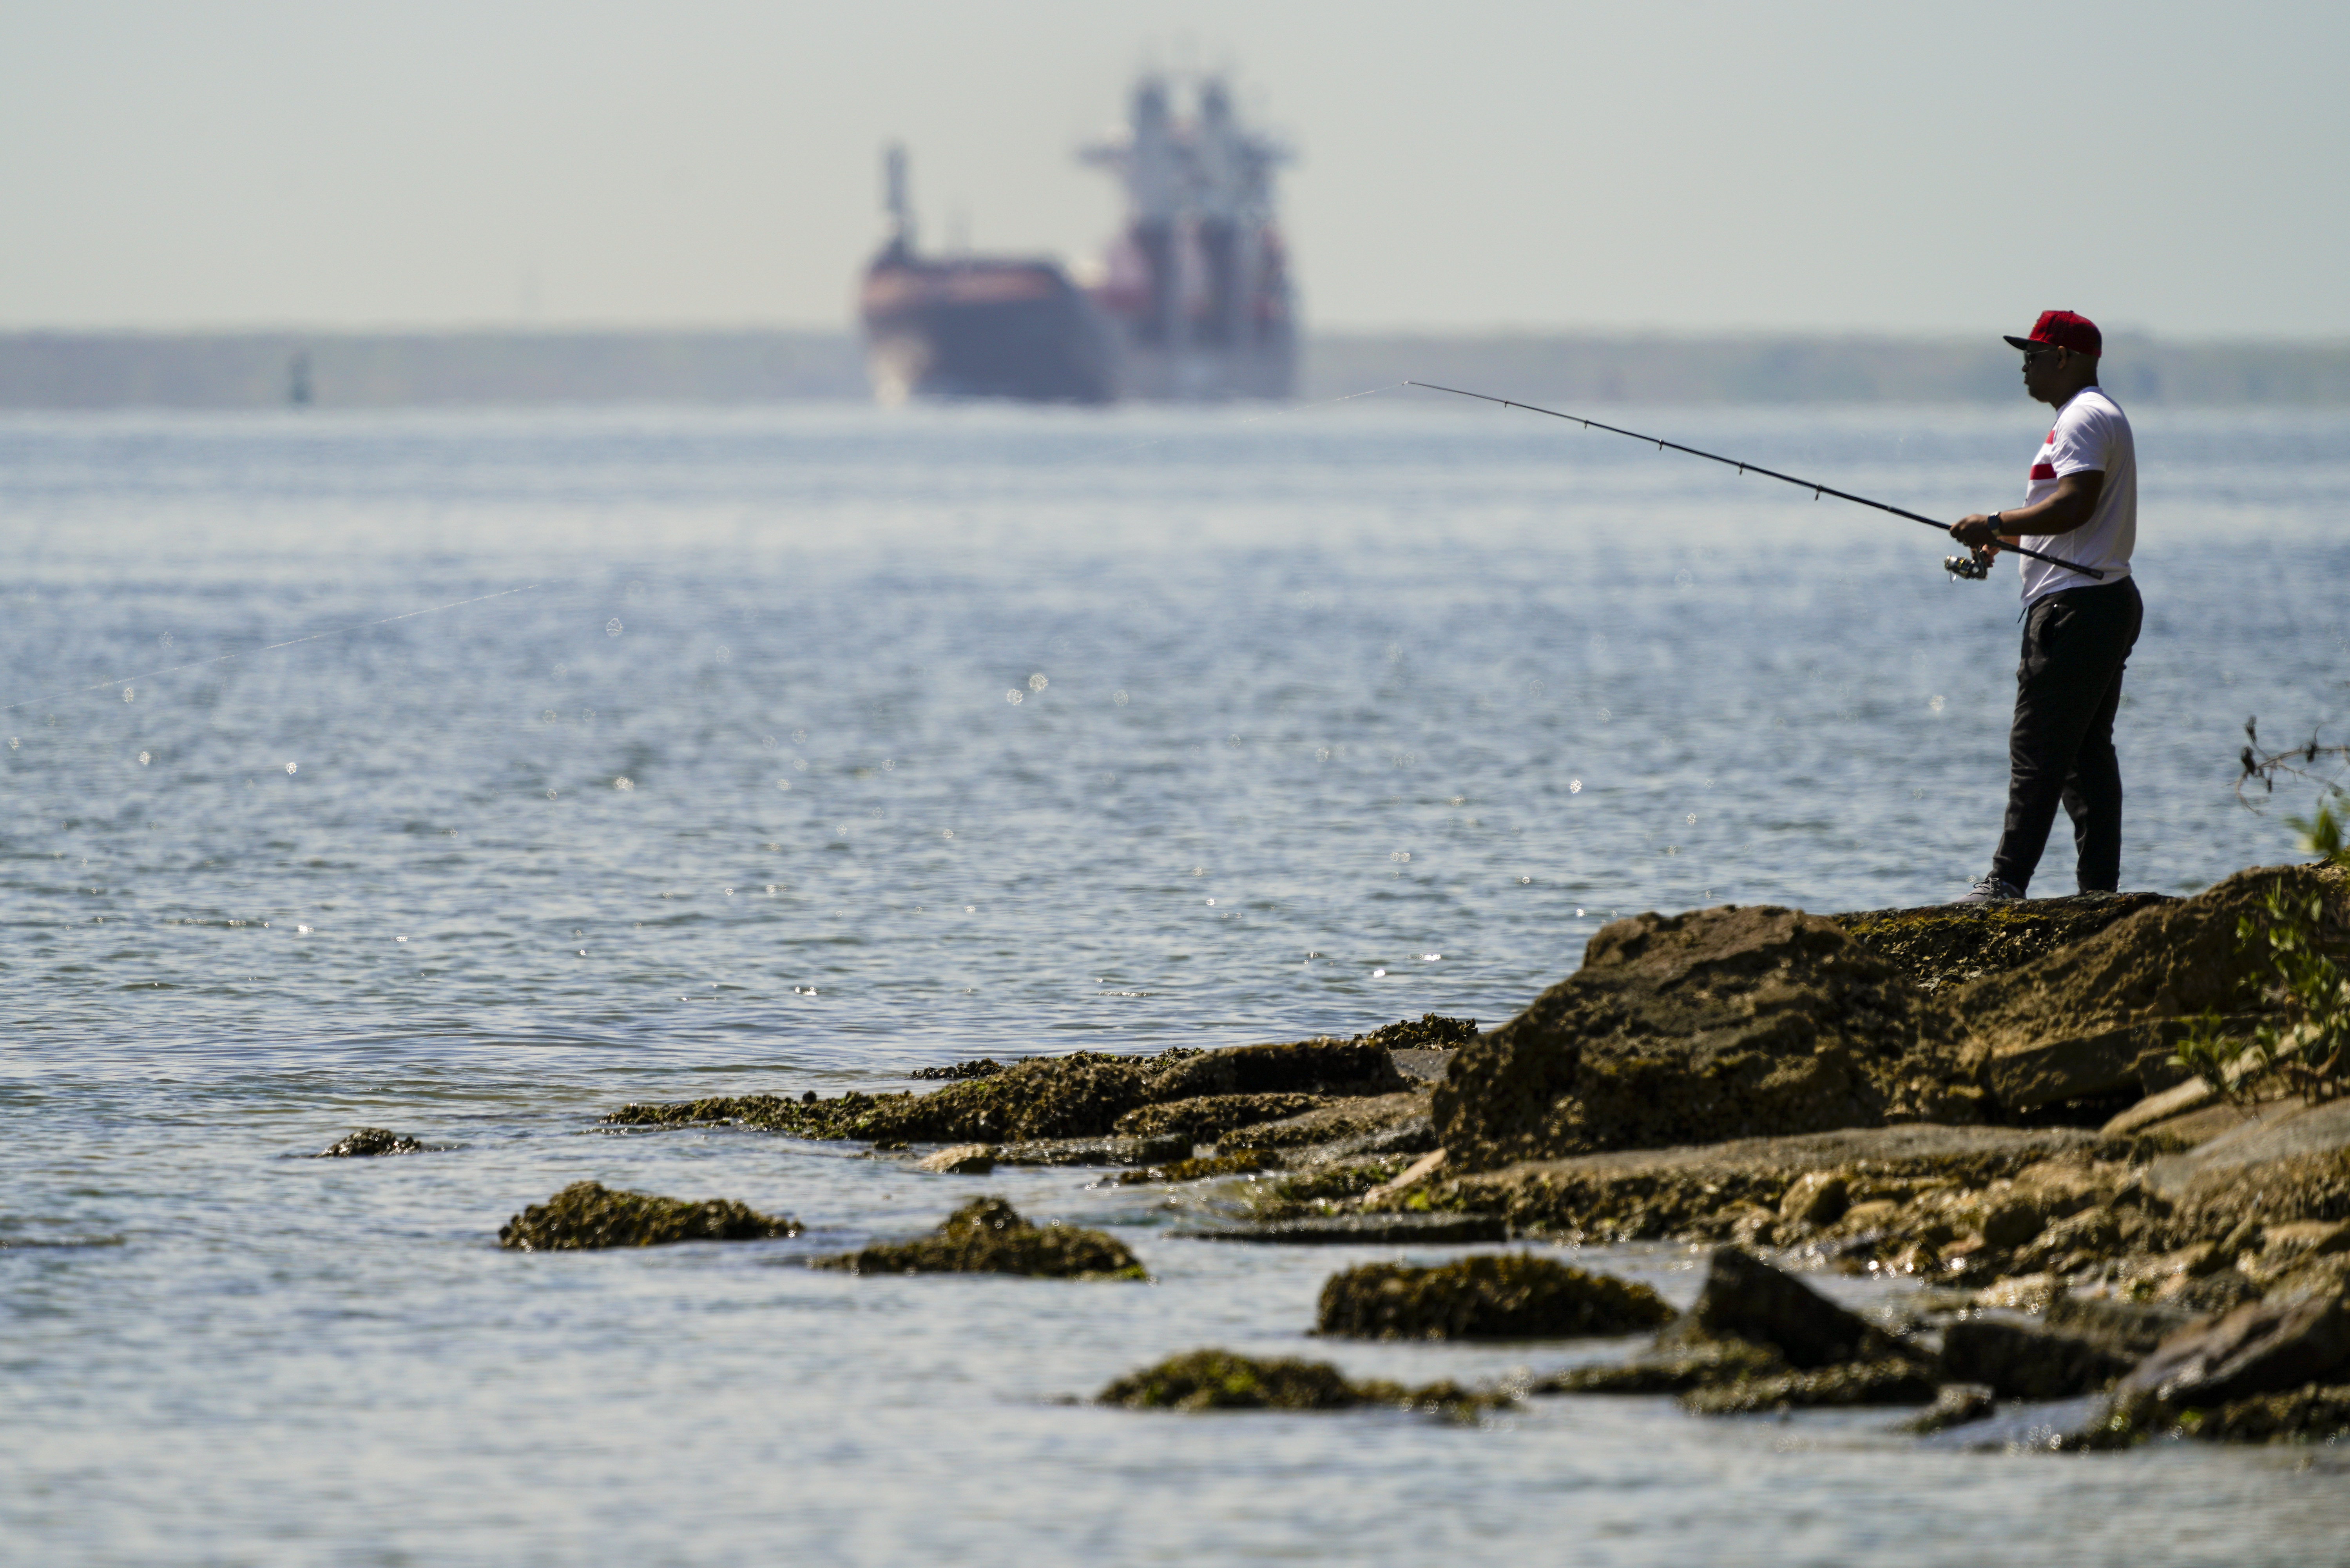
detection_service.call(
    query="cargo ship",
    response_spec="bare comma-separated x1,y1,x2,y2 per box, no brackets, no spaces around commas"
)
857,76,1297,404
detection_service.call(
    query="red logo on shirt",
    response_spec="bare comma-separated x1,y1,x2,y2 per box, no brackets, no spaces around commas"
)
2047,430,2057,443
2030,463,2058,480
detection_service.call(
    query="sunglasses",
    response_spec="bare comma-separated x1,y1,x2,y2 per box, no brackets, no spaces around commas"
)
2022,347,2062,365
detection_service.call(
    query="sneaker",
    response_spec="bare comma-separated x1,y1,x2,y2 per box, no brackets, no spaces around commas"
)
1950,875,2023,905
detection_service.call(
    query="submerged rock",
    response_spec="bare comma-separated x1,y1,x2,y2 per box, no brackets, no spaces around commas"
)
812,1196,1146,1280
1097,1348,1510,1416
315,1128,428,1157
1533,1336,1786,1395
1315,1253,1672,1341
497,1181,801,1251
1901,1382,1997,1434
1432,905,1975,1172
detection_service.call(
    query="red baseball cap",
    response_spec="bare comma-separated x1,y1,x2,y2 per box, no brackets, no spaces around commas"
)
2004,310,2101,356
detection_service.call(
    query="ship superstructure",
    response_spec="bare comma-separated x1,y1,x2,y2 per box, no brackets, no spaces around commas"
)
1079,76,1296,399
855,76,1296,405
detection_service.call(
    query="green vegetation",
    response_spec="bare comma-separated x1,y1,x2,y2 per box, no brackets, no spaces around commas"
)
2172,798,2350,1105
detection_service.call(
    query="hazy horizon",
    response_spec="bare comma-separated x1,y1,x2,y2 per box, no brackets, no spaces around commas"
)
5,1,2345,339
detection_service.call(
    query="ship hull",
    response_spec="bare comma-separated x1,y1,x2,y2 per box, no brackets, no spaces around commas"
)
860,256,1117,405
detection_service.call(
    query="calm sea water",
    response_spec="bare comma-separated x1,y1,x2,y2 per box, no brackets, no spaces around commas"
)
4,399,2347,1566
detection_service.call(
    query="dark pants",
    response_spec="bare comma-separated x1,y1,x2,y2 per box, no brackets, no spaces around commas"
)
1991,576,2143,894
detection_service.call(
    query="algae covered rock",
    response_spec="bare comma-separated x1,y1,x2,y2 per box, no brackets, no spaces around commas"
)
1359,1014,1480,1050
1832,893,2167,995
1097,1348,1510,1416
606,1037,1406,1147
2115,1288,2350,1406
497,1181,801,1251
1432,905,1973,1172
814,1196,1145,1280
316,1128,428,1157
1315,1253,1672,1341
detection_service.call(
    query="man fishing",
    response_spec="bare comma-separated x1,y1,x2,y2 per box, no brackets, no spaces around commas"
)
1947,310,2142,903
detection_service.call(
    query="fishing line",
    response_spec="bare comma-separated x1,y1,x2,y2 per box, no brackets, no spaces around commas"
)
1404,380,2104,581
1083,381,1409,465
1,581,552,714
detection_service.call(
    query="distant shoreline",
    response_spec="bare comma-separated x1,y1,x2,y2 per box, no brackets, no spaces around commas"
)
6,327,2348,410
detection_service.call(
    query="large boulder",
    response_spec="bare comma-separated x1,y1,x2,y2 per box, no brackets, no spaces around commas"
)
1314,1254,1672,1341
1951,863,2346,1115
1433,905,1971,1171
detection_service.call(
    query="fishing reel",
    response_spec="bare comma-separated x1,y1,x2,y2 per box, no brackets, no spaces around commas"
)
1942,549,1994,582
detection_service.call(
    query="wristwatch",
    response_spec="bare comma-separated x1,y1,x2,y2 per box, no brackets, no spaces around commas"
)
1986,512,2003,539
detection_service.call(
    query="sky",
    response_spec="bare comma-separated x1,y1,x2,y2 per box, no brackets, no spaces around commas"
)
3,0,2345,338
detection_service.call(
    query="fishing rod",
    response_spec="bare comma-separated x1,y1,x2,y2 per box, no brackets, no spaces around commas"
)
1404,381,2103,583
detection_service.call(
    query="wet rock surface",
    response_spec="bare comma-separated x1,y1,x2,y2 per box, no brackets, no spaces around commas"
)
1315,1254,1672,1341
315,1128,429,1157
1432,905,1977,1173
1115,1149,1279,1185
812,1196,1146,1280
497,1181,801,1251
1097,1349,1509,1416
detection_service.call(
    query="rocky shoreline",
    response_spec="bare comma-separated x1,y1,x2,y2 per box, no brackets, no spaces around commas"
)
572,860,2350,1446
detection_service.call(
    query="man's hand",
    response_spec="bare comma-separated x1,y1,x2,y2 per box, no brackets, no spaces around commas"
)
1950,514,2005,551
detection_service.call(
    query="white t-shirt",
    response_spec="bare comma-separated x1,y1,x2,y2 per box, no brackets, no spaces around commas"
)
2013,385,2135,604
